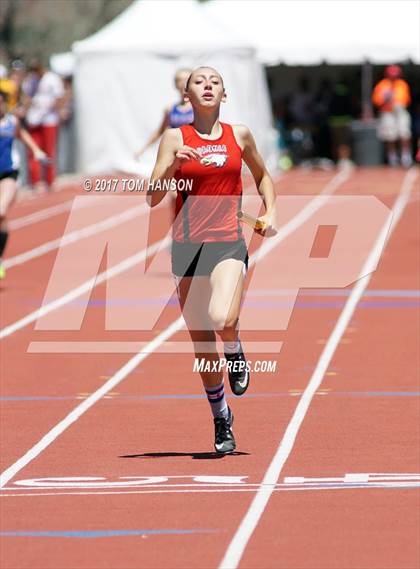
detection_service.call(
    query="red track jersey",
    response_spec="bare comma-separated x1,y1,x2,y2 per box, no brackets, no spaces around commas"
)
173,122,243,242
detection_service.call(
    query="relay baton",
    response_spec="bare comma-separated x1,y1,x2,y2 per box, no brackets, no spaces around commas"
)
237,210,266,232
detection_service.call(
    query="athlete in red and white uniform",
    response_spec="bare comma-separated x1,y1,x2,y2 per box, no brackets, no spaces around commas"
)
173,122,243,243
147,67,276,454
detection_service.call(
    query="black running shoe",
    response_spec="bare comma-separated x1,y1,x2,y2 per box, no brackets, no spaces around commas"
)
214,407,236,454
224,342,250,396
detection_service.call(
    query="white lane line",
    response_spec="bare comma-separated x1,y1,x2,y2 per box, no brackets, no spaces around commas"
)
0,316,184,488
0,171,349,488
2,473,418,492
4,201,150,269
0,236,170,340
1,482,419,498
218,166,418,569
8,197,94,231
249,167,350,265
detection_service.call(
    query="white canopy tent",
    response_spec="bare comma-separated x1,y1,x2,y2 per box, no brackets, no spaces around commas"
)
203,0,420,66
50,52,76,77
72,0,277,175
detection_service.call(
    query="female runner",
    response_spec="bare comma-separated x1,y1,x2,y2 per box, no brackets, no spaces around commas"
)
134,68,193,159
0,91,47,279
147,67,276,453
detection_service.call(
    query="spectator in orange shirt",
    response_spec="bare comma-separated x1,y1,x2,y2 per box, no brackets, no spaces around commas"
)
372,65,412,167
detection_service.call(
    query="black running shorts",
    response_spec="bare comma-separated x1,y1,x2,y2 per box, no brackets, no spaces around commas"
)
0,169,19,181
171,239,248,277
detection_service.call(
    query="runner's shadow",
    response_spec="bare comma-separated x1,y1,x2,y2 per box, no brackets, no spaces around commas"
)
120,451,250,460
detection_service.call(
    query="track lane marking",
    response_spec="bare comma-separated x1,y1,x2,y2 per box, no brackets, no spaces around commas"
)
0,170,349,488
2,472,418,493
2,483,419,498
0,529,217,537
8,197,95,231
0,236,170,340
218,166,418,569
4,201,151,269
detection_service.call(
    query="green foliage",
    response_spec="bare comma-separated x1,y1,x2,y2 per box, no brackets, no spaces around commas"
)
0,0,132,63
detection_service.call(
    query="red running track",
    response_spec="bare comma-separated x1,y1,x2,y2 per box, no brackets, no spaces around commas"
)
0,167,419,569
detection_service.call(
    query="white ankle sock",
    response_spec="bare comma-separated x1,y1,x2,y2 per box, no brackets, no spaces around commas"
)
224,340,240,354
205,381,229,419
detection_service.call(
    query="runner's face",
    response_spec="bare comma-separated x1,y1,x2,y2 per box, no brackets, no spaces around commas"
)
185,68,225,109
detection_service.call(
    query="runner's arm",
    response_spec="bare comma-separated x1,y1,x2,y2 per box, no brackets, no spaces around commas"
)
135,108,170,158
16,120,47,161
238,125,276,216
147,128,200,207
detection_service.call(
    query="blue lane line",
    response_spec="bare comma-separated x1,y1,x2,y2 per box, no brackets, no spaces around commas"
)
22,298,179,307
304,289,420,298
342,391,420,397
138,392,420,399
249,289,420,298
48,299,420,308
1,392,419,402
20,291,420,308
141,391,420,398
0,529,218,538
242,300,419,308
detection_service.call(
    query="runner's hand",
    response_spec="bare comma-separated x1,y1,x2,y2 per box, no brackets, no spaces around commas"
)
256,212,277,237
174,146,200,169
34,149,48,163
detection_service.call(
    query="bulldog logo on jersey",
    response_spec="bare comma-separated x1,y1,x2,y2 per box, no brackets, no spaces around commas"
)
197,144,228,168
200,154,228,168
